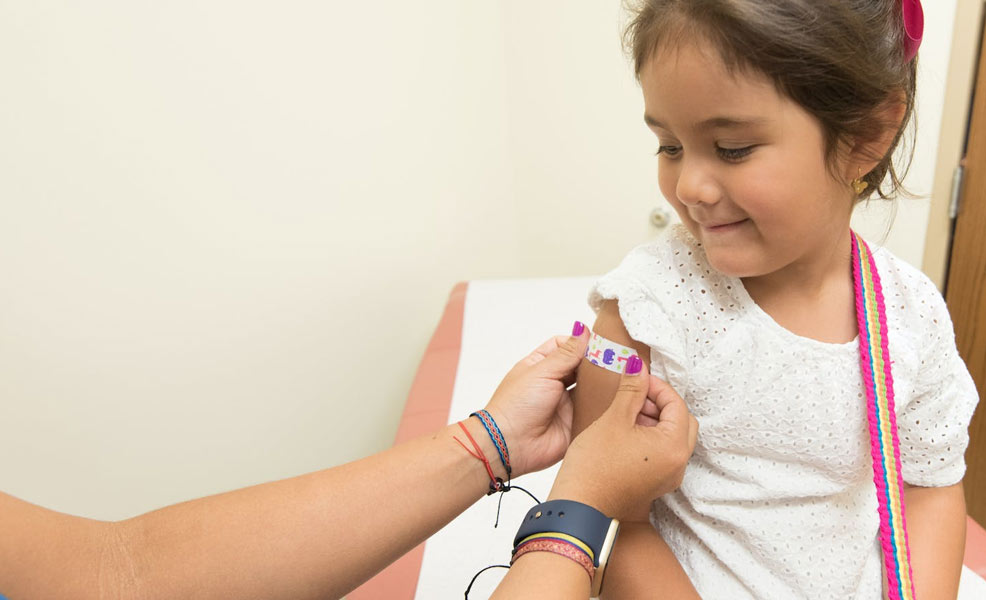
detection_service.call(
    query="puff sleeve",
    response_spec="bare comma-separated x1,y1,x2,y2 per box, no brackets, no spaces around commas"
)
897,293,979,487
588,240,691,399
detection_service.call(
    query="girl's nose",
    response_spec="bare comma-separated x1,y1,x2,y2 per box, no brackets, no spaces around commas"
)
675,159,721,206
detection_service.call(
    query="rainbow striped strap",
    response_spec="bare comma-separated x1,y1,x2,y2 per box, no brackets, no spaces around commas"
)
851,232,917,600
470,410,512,476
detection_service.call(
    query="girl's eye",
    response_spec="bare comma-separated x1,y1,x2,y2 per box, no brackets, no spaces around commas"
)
716,145,756,161
655,145,682,158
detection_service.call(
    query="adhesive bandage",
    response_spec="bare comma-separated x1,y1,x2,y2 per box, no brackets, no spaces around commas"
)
585,331,639,374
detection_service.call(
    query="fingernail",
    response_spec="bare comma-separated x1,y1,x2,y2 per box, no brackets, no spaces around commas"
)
626,354,642,375
572,320,585,336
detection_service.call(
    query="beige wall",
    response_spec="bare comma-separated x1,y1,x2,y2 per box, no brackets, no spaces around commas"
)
0,1,655,521
0,1,969,521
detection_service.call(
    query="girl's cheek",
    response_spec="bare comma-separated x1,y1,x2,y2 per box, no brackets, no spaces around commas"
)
657,168,679,206
658,174,696,229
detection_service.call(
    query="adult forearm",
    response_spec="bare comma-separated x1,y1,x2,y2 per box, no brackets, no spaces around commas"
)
490,550,591,599
902,482,966,599
0,330,591,600
118,419,500,600
0,492,121,600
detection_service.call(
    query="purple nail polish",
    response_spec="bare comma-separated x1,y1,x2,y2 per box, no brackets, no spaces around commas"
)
626,355,643,375
572,320,585,336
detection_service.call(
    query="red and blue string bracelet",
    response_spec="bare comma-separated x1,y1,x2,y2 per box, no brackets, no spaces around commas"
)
470,409,512,477
455,413,543,597
453,420,505,495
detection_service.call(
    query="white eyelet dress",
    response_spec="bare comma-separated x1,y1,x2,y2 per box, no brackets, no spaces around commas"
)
588,225,978,599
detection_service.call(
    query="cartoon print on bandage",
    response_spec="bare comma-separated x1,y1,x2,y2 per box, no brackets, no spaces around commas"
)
585,331,639,374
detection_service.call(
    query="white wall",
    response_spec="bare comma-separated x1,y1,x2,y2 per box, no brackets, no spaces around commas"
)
0,1,959,521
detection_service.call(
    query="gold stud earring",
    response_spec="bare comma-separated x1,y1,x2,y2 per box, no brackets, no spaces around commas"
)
851,168,869,195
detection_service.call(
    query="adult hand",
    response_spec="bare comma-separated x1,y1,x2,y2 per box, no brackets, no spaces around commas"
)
482,322,590,478
548,358,699,521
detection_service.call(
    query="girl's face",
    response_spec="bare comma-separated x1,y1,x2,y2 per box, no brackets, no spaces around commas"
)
640,41,854,280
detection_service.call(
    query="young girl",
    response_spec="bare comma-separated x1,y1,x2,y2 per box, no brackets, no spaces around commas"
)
575,1,979,598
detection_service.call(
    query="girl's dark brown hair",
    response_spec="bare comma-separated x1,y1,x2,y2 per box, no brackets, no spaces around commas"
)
624,0,916,200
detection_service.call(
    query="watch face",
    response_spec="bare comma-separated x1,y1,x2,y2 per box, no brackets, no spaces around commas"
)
592,520,620,597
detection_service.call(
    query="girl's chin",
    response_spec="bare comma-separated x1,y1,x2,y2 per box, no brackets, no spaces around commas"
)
681,221,775,278
704,250,771,280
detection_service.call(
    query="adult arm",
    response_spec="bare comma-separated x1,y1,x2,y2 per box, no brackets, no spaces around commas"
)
0,423,508,600
491,357,699,600
0,327,592,600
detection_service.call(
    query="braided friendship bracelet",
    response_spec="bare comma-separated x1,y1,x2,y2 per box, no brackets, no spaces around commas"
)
516,532,595,562
511,538,596,581
470,409,512,477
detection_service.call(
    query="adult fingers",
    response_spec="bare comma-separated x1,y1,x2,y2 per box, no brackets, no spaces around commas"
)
648,376,689,429
531,321,591,379
640,398,660,420
635,398,660,427
525,335,571,363
687,414,699,452
607,355,650,422
561,372,577,390
647,377,696,459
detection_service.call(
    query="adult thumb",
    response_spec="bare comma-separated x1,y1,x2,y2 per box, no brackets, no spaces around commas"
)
534,321,591,379
607,354,650,422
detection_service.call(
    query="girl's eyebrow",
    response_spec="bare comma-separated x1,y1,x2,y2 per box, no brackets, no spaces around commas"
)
643,114,768,131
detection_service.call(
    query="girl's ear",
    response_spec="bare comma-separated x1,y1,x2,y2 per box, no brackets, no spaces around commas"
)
845,93,908,180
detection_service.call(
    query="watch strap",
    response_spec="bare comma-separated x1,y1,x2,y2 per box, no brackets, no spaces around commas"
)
513,500,613,568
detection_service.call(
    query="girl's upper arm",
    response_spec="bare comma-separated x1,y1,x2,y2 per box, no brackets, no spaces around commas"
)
572,299,652,438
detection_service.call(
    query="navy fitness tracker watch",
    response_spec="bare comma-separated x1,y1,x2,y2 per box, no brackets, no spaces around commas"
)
513,499,620,597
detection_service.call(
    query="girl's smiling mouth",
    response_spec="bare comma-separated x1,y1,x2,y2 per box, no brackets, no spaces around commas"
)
698,218,750,233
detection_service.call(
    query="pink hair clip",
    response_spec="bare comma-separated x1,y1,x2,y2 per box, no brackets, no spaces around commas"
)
902,0,924,62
